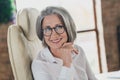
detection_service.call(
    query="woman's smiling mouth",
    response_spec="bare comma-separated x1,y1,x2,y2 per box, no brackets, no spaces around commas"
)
51,38,62,43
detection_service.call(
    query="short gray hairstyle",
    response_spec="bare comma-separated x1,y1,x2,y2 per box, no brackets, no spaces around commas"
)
36,6,77,47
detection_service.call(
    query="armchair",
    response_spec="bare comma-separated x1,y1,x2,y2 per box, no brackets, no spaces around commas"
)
7,8,43,80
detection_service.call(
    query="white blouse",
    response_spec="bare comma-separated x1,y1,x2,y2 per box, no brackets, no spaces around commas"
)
31,45,98,80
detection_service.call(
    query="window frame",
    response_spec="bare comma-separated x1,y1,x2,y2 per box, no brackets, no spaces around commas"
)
76,0,107,73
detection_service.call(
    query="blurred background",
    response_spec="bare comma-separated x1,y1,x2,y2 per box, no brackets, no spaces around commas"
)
0,0,120,79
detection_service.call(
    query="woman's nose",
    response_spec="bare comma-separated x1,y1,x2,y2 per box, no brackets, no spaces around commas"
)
50,29,59,38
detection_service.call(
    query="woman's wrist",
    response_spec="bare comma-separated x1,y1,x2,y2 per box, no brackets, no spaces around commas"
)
63,63,71,68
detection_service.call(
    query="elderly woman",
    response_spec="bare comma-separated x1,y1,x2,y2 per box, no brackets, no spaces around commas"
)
32,6,97,80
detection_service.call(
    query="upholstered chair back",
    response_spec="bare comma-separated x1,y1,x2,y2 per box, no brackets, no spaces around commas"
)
7,8,43,80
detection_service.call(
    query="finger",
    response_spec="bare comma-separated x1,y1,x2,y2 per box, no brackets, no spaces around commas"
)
62,42,73,47
72,48,79,54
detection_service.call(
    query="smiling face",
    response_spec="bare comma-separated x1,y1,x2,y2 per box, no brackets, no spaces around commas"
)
42,14,68,49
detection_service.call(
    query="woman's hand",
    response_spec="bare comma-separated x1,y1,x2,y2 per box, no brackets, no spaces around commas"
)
57,42,78,67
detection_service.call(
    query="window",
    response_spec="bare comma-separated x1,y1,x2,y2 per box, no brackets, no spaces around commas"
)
16,0,107,74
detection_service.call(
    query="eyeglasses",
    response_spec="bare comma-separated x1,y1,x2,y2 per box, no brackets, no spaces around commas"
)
42,25,65,36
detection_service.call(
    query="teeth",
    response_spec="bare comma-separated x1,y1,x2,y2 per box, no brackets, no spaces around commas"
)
52,39,61,43
52,40,60,43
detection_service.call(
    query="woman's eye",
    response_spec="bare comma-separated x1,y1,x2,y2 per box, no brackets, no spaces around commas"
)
45,27,51,32
46,27,51,31
56,25,63,29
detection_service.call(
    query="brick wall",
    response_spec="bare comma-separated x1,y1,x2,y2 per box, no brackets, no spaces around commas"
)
0,23,14,80
101,0,120,71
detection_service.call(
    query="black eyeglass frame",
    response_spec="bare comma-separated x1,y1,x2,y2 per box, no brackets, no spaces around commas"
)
42,25,65,36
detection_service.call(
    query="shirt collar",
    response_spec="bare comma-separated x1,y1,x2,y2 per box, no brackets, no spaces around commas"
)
42,47,56,63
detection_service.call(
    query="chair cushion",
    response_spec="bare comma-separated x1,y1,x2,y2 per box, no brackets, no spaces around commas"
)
7,8,43,80
16,8,39,41
8,25,33,80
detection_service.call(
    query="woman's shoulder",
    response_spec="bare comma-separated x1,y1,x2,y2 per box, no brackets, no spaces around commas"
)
32,48,48,68
73,44,88,65
74,44,84,54
73,44,86,58
74,44,83,50
33,47,48,61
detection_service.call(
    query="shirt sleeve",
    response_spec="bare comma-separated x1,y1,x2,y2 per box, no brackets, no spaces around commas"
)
32,60,74,80
85,59,98,80
58,65,74,80
75,45,98,80
32,60,52,80
80,48,98,80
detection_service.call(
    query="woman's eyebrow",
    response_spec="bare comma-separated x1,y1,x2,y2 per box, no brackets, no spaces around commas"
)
43,25,51,29
55,23,63,26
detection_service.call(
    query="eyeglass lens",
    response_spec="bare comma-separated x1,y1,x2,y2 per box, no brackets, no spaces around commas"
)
43,25,65,36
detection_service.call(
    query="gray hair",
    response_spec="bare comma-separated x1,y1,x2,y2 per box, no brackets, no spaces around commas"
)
36,6,77,47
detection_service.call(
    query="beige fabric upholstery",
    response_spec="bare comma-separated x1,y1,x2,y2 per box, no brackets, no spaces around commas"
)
7,8,43,80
